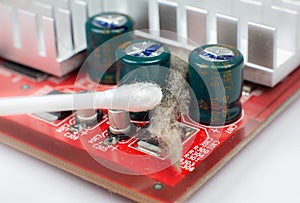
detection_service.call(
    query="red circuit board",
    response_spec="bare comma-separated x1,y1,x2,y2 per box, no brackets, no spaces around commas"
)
1,59,300,203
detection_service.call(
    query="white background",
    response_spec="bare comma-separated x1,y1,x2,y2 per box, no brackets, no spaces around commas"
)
0,97,300,203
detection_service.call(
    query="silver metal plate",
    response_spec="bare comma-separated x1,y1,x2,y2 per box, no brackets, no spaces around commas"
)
248,22,276,69
186,6,207,45
126,0,149,30
159,0,177,37
217,14,238,48
124,41,164,57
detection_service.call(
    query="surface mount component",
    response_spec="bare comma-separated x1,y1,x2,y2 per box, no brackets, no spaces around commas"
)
34,90,72,122
137,140,162,157
108,110,132,135
3,61,48,81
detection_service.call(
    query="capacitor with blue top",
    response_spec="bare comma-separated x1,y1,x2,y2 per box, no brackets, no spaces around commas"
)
116,39,171,86
85,12,134,84
188,44,244,126
116,39,171,121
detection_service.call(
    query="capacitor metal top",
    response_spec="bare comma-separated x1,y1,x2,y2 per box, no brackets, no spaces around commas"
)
188,44,244,126
116,39,171,87
116,40,170,66
86,12,134,54
91,14,128,32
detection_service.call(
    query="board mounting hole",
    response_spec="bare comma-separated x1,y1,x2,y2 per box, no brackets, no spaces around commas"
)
20,84,30,90
152,183,164,190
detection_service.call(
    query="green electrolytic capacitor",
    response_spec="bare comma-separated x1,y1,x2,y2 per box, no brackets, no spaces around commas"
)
188,44,244,126
116,39,171,121
85,12,134,84
116,39,171,81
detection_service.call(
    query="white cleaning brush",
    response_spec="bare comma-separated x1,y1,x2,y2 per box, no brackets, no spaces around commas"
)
0,82,162,116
